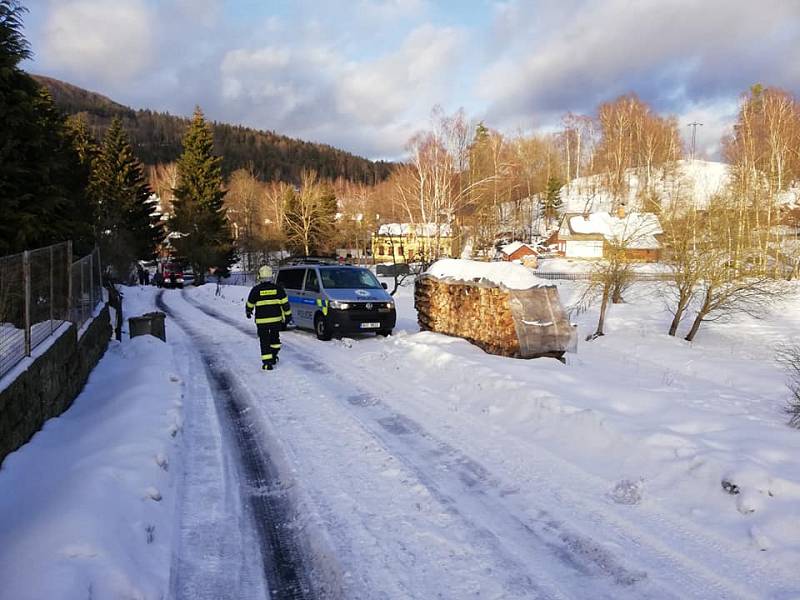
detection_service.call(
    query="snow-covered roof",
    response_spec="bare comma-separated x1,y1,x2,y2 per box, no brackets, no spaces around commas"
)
567,212,615,236
377,223,452,237
564,212,662,247
426,259,545,289
500,241,536,256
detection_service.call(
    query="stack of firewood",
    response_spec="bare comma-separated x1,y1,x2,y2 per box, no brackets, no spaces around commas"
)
415,275,522,357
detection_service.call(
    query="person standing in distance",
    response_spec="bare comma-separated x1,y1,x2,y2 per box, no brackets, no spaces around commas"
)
245,265,292,370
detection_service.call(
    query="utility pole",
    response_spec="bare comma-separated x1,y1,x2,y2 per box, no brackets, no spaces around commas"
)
688,122,703,160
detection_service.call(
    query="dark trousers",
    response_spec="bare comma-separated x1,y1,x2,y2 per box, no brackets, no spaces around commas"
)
257,325,281,364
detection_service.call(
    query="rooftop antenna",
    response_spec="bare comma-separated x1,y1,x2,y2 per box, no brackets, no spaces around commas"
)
688,121,703,161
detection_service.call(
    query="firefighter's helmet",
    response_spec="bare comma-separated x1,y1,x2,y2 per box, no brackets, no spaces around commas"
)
258,265,272,281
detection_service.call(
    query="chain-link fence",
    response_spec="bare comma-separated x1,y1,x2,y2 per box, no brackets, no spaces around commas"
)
71,247,103,330
0,242,104,379
533,271,674,281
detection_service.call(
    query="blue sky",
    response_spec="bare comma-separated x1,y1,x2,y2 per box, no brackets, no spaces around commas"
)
22,0,800,160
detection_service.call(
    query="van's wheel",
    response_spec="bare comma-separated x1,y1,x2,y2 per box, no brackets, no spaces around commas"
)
377,329,392,337
315,314,332,341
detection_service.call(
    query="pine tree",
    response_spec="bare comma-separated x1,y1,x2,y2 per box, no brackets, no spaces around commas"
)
0,0,29,68
65,114,100,167
63,115,100,253
542,176,563,227
0,1,94,254
171,107,234,283
92,117,162,278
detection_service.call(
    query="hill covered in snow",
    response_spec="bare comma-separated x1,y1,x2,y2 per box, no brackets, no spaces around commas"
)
560,160,731,213
560,160,800,215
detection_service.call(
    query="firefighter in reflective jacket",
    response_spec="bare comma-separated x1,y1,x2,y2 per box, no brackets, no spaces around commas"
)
245,265,292,370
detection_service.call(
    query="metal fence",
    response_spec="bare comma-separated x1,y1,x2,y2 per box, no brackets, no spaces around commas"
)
0,242,104,379
71,247,103,329
533,271,674,281
221,271,259,287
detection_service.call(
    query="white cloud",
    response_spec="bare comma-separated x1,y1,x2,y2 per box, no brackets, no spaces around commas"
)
40,0,155,84
218,23,465,158
28,0,798,159
478,0,800,129
335,24,465,125
676,99,740,160
357,0,428,22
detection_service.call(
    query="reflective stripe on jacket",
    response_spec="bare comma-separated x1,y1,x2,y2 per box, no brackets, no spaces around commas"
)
246,282,291,325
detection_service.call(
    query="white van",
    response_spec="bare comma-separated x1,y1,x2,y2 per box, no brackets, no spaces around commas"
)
275,262,396,340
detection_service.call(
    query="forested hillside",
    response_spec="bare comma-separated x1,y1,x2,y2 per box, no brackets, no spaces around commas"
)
33,75,393,185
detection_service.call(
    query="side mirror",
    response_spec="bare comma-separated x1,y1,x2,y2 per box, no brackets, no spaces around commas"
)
381,282,388,289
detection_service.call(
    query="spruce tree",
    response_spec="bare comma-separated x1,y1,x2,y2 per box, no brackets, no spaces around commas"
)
542,176,563,227
92,117,162,279
0,1,94,254
0,0,28,67
171,107,234,283
63,115,100,253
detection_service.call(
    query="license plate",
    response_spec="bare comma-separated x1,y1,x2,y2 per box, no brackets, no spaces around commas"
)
360,322,380,329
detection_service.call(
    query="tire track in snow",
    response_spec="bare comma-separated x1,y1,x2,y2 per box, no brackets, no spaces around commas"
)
185,289,798,599
166,320,269,600
288,331,786,600
180,291,674,599
289,329,800,599
157,291,317,600
176,292,562,597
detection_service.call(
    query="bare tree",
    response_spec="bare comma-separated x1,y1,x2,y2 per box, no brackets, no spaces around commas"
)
724,86,800,275
680,195,785,342
661,197,705,336
593,94,682,212
283,170,336,256
226,167,266,256
393,107,498,260
572,215,655,339
776,343,800,428
147,162,179,215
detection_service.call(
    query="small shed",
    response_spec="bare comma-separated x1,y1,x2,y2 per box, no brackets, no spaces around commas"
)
500,241,539,262
415,259,576,360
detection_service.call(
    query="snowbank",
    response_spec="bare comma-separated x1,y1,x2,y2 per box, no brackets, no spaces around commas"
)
426,258,545,289
0,287,182,600
195,278,800,589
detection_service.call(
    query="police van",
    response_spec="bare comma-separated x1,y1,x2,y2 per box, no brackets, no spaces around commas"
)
275,261,396,340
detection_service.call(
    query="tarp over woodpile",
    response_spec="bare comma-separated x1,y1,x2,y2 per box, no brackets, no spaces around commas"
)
415,259,577,359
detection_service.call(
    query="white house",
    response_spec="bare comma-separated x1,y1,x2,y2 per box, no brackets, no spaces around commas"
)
556,212,663,261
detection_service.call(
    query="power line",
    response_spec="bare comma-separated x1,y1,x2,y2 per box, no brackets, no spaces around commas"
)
687,122,703,160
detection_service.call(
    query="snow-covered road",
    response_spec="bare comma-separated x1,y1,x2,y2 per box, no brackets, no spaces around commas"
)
3,280,798,599
157,286,798,599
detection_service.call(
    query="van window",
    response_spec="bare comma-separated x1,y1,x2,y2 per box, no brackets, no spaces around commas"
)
319,267,382,289
304,269,320,293
276,268,305,290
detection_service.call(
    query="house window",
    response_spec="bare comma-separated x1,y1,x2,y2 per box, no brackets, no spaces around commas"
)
399,244,405,255
379,245,385,256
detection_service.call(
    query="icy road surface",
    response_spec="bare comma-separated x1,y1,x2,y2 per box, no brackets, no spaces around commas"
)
4,281,797,599
156,285,799,600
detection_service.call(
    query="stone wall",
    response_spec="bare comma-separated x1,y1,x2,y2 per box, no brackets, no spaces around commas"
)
0,306,111,466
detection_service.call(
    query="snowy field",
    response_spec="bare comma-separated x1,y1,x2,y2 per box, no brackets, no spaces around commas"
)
1,276,799,598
